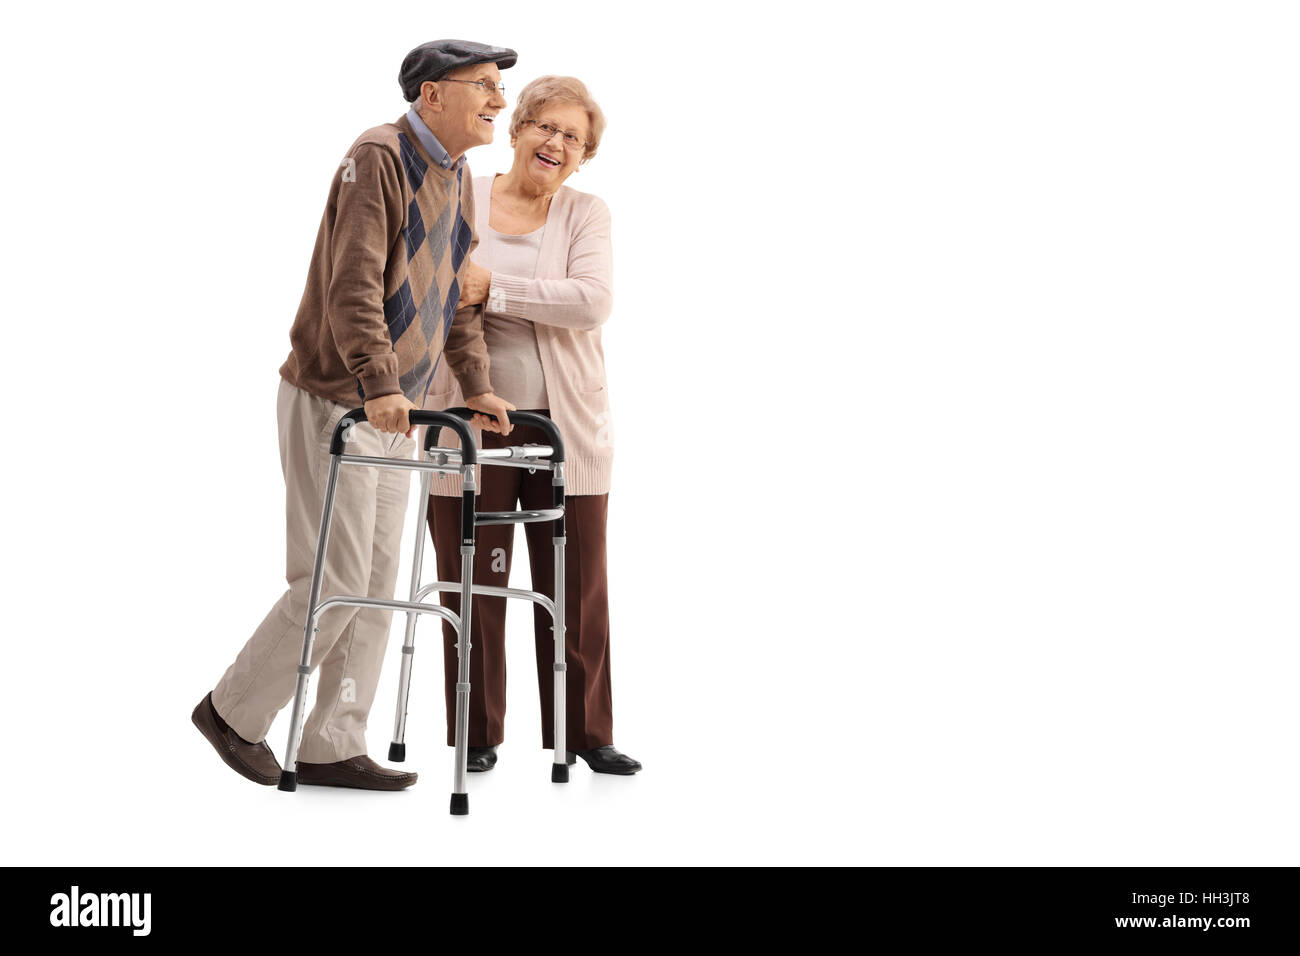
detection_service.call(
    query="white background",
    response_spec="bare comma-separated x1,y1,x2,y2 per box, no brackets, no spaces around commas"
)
1,1,1297,865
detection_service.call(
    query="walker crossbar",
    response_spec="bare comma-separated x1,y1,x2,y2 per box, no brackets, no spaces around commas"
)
338,454,466,475
278,407,569,814
440,444,554,461
415,580,557,619
476,508,565,525
311,595,462,625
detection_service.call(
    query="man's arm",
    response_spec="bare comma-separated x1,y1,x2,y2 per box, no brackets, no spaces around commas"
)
327,142,416,434
327,143,405,401
444,301,491,397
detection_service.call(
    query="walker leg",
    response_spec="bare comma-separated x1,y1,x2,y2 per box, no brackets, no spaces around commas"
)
450,474,476,814
390,468,433,762
280,455,343,791
551,539,568,782
551,465,569,783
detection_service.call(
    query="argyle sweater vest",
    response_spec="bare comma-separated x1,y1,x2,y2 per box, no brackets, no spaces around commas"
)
280,114,490,406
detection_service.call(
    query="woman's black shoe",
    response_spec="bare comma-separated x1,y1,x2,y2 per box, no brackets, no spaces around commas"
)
467,746,498,772
567,745,642,775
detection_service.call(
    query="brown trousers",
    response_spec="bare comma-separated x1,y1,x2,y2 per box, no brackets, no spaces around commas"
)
428,413,614,750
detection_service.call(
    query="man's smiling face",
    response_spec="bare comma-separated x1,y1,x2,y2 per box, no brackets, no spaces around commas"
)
440,62,507,151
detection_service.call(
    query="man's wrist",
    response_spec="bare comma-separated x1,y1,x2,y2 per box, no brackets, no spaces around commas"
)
359,367,400,401
455,367,493,399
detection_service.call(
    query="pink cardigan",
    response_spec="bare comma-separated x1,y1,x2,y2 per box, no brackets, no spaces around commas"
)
425,173,614,496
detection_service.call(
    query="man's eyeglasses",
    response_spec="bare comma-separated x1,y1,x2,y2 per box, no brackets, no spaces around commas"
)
441,78,505,97
523,120,589,152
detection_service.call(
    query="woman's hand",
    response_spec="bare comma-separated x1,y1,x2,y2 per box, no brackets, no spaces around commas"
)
459,260,492,308
465,392,516,435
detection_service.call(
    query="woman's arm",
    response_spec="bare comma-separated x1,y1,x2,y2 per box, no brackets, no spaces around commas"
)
486,197,613,331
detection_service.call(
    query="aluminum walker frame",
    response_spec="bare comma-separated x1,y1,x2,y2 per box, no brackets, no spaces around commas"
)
275,407,568,816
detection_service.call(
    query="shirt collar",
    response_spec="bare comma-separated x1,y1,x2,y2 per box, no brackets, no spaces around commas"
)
406,107,463,171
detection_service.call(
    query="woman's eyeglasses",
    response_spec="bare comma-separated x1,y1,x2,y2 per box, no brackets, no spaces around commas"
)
523,120,589,152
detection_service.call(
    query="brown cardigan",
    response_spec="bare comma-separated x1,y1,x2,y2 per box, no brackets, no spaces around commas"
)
427,174,615,496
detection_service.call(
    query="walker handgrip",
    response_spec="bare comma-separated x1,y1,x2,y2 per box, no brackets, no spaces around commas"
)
445,408,566,462
330,408,477,463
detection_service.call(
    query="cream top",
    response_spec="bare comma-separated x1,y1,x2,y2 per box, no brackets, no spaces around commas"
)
479,223,549,409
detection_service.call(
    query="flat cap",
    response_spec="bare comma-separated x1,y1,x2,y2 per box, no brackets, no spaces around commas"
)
399,40,518,101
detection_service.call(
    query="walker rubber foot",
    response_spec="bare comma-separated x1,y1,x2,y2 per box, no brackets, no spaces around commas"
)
551,763,569,783
450,792,469,815
278,770,298,792
388,742,406,762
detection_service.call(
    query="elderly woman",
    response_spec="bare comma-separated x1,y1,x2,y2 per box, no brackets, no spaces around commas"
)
423,76,640,775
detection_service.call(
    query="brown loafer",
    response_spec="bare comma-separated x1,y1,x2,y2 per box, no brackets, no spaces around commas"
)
192,691,282,786
295,753,418,791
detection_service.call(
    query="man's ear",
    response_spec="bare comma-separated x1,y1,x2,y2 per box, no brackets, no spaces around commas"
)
420,80,443,113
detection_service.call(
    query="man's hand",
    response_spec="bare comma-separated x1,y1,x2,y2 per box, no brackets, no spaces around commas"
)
459,260,492,308
465,392,515,435
365,393,418,438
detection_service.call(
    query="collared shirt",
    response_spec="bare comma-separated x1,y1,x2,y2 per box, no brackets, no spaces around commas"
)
405,106,464,171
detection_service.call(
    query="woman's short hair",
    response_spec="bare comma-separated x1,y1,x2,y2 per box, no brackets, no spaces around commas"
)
509,75,606,163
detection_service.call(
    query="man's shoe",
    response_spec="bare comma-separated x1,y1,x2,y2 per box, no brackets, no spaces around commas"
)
467,746,498,773
295,754,418,791
568,745,642,775
192,691,282,786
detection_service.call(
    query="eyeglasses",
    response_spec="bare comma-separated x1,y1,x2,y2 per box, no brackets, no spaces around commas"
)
440,78,505,97
523,120,589,152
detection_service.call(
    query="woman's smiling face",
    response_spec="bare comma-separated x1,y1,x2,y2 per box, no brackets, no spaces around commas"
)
511,101,591,188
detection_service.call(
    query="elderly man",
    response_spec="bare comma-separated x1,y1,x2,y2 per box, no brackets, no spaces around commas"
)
193,40,518,791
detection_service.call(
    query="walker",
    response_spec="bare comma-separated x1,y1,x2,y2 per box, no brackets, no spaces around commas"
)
275,407,568,816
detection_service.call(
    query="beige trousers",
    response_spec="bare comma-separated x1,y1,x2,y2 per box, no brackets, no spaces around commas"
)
212,379,414,763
